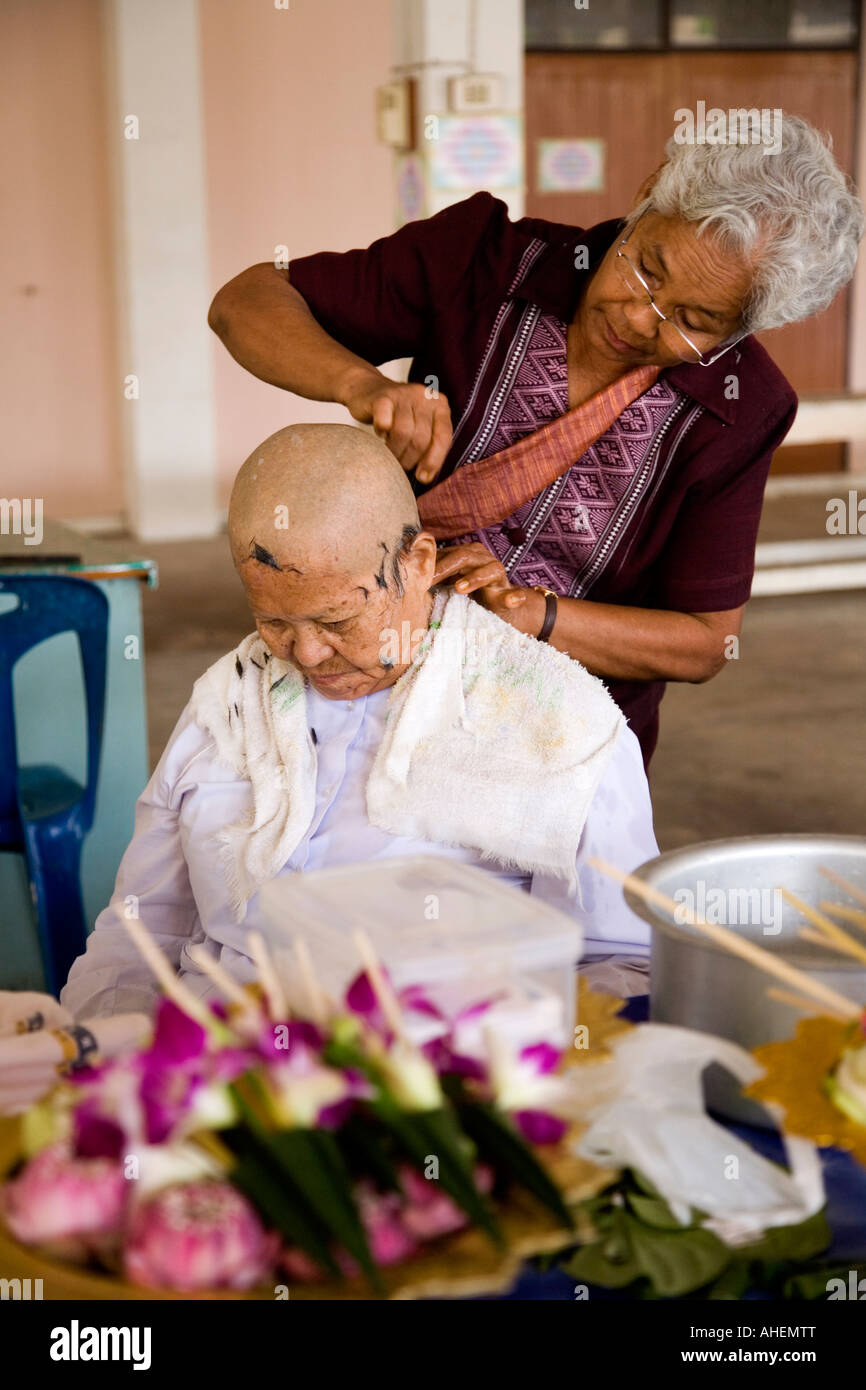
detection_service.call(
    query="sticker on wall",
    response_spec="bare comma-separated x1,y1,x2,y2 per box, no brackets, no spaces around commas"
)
396,155,426,224
537,139,605,193
428,115,522,191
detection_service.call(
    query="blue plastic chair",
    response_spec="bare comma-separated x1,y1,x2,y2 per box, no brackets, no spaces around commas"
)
0,576,109,994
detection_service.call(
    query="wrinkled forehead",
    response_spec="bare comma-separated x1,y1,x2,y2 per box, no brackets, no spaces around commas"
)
238,546,386,619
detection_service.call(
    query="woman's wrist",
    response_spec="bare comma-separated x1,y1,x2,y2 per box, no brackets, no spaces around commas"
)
533,586,558,642
337,362,387,413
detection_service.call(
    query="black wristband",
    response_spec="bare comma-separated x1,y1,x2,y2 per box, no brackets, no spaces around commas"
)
537,591,558,643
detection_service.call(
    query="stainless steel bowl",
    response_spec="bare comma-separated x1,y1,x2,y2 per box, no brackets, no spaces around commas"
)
624,834,866,1125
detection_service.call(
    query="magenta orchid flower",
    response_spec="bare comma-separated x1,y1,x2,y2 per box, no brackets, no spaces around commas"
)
421,997,503,1080
256,1018,324,1063
138,999,252,1143
65,1056,149,1157
267,1036,370,1129
72,1102,127,1161
512,1109,567,1145
486,1039,569,1145
345,972,447,1042
345,970,507,1083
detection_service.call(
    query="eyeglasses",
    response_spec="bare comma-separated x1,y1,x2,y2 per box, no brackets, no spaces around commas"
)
614,229,745,368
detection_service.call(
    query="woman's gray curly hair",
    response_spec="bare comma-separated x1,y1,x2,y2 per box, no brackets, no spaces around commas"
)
623,113,864,335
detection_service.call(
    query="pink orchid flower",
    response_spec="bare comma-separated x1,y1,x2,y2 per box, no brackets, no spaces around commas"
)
487,1040,568,1144
266,1036,370,1129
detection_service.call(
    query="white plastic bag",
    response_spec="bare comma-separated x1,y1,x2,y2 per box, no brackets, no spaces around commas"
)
563,1022,825,1244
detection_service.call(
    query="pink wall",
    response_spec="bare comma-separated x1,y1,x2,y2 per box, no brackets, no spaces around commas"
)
5,4,866,517
1,0,393,523
0,0,121,518
199,0,394,499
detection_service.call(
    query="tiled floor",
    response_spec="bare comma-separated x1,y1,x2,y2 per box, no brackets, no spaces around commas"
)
137,531,866,851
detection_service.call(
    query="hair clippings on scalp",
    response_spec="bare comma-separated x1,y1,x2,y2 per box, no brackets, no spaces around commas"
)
250,540,281,570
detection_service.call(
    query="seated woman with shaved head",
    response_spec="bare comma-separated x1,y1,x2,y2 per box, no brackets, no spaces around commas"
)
61,424,658,1020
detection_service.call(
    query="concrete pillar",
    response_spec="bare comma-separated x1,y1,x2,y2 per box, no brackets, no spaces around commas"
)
102,0,220,538
390,0,524,223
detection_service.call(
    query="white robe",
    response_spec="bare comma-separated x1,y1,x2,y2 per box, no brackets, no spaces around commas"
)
62,602,658,1020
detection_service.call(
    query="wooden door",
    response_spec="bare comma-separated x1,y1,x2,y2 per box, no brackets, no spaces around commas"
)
525,50,858,471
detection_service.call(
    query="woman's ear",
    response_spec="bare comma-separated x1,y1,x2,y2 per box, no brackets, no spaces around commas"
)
403,530,438,588
632,163,665,210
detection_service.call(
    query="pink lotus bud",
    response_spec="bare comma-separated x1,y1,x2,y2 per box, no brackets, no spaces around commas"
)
281,1246,328,1284
398,1163,493,1240
342,1182,418,1270
282,1211,419,1284
365,1217,417,1267
282,1182,420,1284
399,1165,468,1239
1,1143,126,1246
124,1182,278,1291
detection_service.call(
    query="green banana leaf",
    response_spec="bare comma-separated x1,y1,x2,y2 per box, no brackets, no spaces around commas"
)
336,1113,402,1194
736,1207,830,1265
226,1080,381,1291
449,1094,575,1230
626,1192,687,1231
562,1169,834,1300
370,1098,503,1247
627,1221,731,1298
225,1137,341,1278
268,1129,381,1291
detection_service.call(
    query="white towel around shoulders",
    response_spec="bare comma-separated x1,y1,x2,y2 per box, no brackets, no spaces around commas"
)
189,589,625,920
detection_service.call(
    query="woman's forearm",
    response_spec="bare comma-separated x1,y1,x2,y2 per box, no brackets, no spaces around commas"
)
439,545,744,684
208,262,381,404
209,264,455,477
546,594,741,683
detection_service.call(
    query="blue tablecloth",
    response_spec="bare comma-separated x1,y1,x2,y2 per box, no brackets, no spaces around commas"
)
488,993,866,1300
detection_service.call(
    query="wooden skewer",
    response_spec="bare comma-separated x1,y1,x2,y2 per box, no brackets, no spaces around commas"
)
798,926,866,962
292,936,329,1027
765,986,849,1021
781,888,866,966
122,919,218,1031
819,865,866,911
352,929,409,1042
482,1020,512,1077
820,901,866,931
247,930,288,1021
587,857,862,1021
187,944,256,1011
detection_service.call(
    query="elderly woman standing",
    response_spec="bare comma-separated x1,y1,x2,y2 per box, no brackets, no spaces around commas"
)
209,114,863,766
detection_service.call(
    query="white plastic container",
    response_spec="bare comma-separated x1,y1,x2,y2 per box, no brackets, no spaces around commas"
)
257,856,582,1046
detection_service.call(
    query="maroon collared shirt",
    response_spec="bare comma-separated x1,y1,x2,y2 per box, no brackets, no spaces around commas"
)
289,192,798,764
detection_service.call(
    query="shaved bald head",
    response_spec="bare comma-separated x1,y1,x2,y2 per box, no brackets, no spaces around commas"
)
229,423,421,580
229,424,438,701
